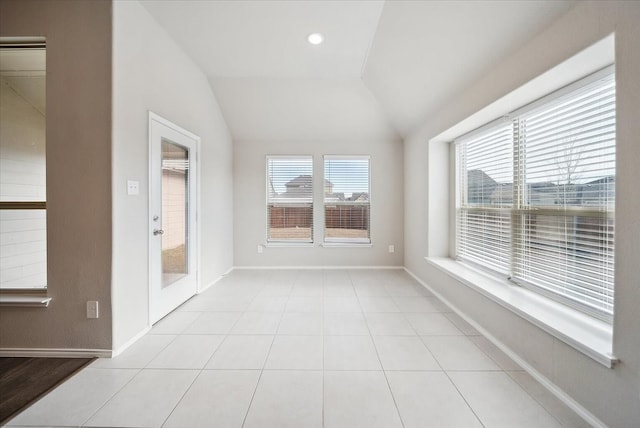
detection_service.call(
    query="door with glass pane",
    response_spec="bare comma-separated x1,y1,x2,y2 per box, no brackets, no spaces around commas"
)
149,113,198,324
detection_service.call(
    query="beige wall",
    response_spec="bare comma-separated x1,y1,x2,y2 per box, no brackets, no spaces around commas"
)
404,2,640,426
112,0,234,350
234,139,404,267
0,0,113,351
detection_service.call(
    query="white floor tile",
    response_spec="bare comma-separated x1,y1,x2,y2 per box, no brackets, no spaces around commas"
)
324,335,381,370
324,312,370,335
264,335,323,369
243,370,323,428
323,296,362,312
508,371,590,428
84,369,198,427
90,335,176,369
258,283,293,297
354,284,390,297
247,295,288,312
358,296,401,312
449,371,562,428
147,335,224,369
205,335,274,369
163,370,260,428
290,283,323,297
278,312,323,335
149,311,200,335
285,296,323,312
178,295,252,312
7,368,138,427
393,296,447,312
324,371,403,428
386,371,482,428
404,312,463,335
373,336,440,370
421,336,500,371
323,283,356,297
383,283,423,297
365,313,415,335
230,312,282,334
183,312,241,334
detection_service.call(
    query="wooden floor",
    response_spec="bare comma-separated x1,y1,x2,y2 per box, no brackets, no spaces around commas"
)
0,357,94,425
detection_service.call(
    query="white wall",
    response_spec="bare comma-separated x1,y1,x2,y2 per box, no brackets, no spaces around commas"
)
234,139,403,267
0,0,113,351
404,2,640,427
112,0,234,350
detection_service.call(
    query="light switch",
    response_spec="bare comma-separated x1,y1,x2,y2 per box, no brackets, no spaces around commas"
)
127,180,139,195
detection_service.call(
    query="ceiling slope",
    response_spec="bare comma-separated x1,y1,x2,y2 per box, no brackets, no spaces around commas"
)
140,0,576,141
363,0,576,136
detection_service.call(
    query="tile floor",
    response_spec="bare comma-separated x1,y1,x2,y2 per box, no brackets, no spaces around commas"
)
6,269,590,428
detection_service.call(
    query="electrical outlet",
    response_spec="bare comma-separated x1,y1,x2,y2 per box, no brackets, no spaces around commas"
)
257,245,263,254
389,245,395,253
87,301,99,319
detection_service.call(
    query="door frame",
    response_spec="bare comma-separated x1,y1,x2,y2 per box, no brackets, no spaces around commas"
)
148,111,201,325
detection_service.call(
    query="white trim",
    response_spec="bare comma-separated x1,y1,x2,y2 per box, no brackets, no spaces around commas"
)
404,266,607,428
0,348,112,358
0,295,51,307
321,243,373,248
232,265,403,270
424,257,615,367
197,266,234,294
265,242,314,248
112,326,151,358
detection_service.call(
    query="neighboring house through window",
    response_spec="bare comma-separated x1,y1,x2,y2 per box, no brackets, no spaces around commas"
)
324,155,371,244
266,156,313,243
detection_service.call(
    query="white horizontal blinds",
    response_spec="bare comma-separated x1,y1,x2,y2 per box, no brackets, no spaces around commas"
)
456,123,513,274
324,156,370,243
513,73,616,320
266,156,313,243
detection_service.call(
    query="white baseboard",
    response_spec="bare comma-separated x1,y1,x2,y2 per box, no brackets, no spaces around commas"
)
232,265,404,270
112,326,151,358
0,348,112,358
403,267,607,428
198,266,234,294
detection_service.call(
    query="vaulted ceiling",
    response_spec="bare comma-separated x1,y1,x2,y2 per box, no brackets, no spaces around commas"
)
140,0,576,141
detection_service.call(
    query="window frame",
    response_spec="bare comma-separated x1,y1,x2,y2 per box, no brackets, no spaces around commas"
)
265,155,314,245
323,155,371,245
454,65,616,323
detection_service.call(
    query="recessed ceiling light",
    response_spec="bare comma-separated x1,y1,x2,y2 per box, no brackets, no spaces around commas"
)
307,33,324,45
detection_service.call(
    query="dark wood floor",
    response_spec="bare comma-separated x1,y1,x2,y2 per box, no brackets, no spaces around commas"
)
0,357,94,425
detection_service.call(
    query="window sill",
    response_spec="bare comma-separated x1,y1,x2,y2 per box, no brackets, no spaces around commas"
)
265,242,314,248
0,295,52,307
425,256,616,368
322,242,372,248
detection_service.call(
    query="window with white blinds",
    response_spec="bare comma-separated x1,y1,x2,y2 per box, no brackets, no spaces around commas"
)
324,156,371,244
266,156,313,243
456,67,615,322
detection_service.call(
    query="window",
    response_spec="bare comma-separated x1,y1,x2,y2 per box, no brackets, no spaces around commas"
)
266,156,313,243
324,156,370,244
456,67,615,322
0,40,47,290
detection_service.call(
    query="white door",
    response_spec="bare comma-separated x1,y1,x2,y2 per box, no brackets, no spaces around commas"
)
149,113,199,324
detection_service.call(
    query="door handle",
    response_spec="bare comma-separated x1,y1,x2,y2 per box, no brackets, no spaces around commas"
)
153,229,164,236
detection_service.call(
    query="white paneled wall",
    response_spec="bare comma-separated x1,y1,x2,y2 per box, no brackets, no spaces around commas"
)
0,77,47,289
